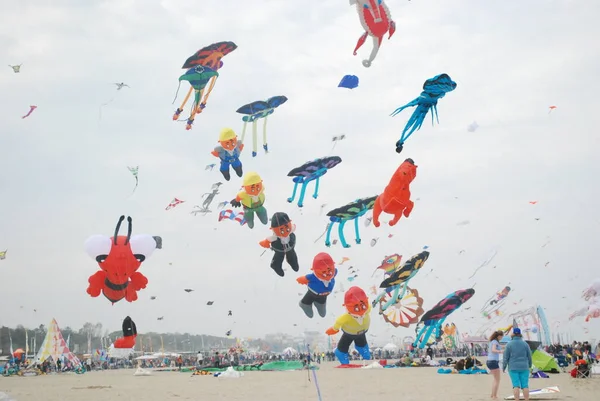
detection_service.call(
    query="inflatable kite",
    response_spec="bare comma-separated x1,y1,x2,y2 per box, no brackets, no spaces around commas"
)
172,41,237,130
570,280,600,322
236,96,287,157
391,73,457,153
338,75,359,89
84,216,161,303
218,209,246,225
22,105,37,119
9,64,22,73
297,253,337,318
287,156,343,207
211,128,244,181
259,212,299,277
191,183,223,215
325,196,377,248
373,158,417,227
413,288,475,349
374,251,429,312
379,288,424,328
113,316,137,349
230,172,268,229
350,0,396,68
480,286,511,319
326,286,372,365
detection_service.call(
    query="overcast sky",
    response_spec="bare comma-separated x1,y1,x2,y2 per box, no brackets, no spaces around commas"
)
1,0,599,345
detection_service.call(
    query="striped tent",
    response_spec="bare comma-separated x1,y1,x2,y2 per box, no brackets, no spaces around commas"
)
35,318,81,367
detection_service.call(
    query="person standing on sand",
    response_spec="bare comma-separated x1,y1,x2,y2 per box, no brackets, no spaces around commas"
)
503,328,532,401
487,330,504,399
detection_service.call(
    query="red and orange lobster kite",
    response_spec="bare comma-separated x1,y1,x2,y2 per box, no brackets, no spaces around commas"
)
349,0,396,68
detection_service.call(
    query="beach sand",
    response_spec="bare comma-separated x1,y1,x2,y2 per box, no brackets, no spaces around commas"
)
1,362,599,401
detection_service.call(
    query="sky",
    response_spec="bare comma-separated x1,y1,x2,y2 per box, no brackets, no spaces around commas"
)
1,0,599,346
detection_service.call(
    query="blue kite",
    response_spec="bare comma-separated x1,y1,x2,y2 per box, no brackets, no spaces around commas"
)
287,156,343,207
338,75,359,89
390,73,457,153
236,96,288,157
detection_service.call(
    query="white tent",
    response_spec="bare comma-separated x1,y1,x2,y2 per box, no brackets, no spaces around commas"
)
282,347,298,355
383,343,398,352
34,318,81,367
108,345,134,359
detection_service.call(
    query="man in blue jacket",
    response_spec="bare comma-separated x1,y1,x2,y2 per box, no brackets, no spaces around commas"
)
503,328,533,401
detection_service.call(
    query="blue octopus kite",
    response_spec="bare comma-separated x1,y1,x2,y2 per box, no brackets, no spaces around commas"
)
236,96,288,157
287,156,343,207
325,196,377,248
390,73,457,153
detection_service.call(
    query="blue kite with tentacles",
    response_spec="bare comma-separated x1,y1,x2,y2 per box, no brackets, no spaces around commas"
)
391,73,457,153
325,196,377,248
287,156,343,207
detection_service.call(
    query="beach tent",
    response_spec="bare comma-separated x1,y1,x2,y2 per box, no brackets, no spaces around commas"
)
532,350,559,373
282,347,298,355
383,343,398,352
34,318,81,367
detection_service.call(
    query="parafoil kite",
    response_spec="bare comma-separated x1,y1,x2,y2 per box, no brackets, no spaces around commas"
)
325,286,372,365
218,209,246,225
211,128,244,181
287,156,342,207
113,316,137,348
259,212,299,277
349,0,396,68
373,158,417,227
172,41,237,130
325,196,377,248
8,64,22,73
413,288,475,349
338,75,359,89
84,216,161,303
297,252,337,318
230,172,268,229
22,105,36,119
236,96,287,157
391,73,457,153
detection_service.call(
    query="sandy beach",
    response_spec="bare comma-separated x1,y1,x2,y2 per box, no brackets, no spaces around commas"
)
1,362,599,401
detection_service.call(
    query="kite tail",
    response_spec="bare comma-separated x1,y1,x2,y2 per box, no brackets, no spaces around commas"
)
252,119,258,156
240,121,248,143
390,98,419,117
262,115,268,153
432,104,439,125
171,81,182,105
400,107,428,143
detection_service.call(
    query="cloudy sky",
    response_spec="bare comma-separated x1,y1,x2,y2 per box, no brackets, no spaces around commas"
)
1,0,599,345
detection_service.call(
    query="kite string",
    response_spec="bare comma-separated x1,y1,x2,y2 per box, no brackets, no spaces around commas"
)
306,344,323,401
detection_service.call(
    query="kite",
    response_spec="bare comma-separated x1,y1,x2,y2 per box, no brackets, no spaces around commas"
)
205,164,216,171
370,238,378,247
217,201,228,209
373,251,429,312
373,158,417,227
157,316,164,320
228,310,232,316
114,83,130,90
338,75,359,89
582,279,600,301
230,172,268,229
548,106,557,114
331,135,346,152
480,286,511,319
226,330,232,336
165,198,185,210
350,0,396,68
286,156,343,207
84,216,162,303
127,166,138,194
22,105,37,119
113,316,137,348
339,257,350,265
326,286,372,365
172,42,237,130
8,64,22,73
413,288,475,349
297,253,337,318
192,182,223,215
211,128,244,181
0,250,6,260
236,96,288,157
259,212,299,277
325,196,377,248
218,209,246,226
379,288,424,328
467,121,479,132
391,73,457,153
184,289,194,293
207,301,214,305
150,296,156,300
